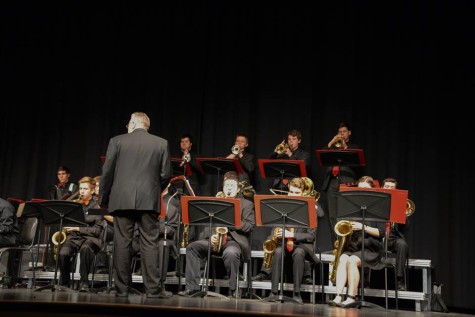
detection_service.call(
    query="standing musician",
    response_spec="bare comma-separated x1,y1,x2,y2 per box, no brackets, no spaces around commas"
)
47,165,79,200
268,129,311,191
328,176,385,308
264,177,321,304
58,176,105,292
177,133,203,196
321,122,362,239
178,171,255,299
225,132,257,199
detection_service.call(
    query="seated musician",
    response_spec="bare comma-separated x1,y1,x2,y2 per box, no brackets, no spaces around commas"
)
178,171,255,299
328,176,385,308
58,176,105,292
263,177,321,304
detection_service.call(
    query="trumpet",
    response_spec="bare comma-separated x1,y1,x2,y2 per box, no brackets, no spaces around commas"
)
231,144,241,155
182,153,191,163
274,140,289,155
213,227,228,253
334,137,343,148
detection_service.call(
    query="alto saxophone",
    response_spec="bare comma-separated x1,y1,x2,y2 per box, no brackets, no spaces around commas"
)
262,227,280,269
180,224,189,248
213,227,228,253
51,228,68,262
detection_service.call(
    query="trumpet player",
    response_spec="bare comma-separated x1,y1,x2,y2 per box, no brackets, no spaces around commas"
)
178,171,255,299
322,122,361,238
177,133,202,195
58,176,105,292
328,176,385,308
382,178,409,291
225,133,256,201
267,129,311,192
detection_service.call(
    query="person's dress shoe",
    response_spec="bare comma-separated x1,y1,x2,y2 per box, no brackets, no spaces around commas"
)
397,279,406,291
303,276,313,284
116,291,129,297
252,272,269,281
147,290,173,298
293,292,303,304
229,289,241,299
78,281,90,292
177,289,202,297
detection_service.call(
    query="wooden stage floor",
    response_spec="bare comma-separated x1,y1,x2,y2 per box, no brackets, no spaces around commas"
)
0,288,470,317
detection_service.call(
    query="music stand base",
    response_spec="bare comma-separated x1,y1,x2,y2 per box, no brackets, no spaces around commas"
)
262,293,303,304
34,283,76,292
358,300,386,310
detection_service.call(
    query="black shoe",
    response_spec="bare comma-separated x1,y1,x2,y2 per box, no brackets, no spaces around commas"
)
177,289,202,297
293,292,303,304
252,272,269,281
147,289,173,298
303,276,313,284
229,289,241,299
116,291,129,297
265,292,277,302
79,281,90,292
397,279,406,291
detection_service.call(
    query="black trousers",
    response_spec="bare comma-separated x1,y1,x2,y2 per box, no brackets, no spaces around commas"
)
113,211,161,295
58,238,99,285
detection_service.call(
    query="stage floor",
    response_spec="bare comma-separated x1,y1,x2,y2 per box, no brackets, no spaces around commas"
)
0,288,470,317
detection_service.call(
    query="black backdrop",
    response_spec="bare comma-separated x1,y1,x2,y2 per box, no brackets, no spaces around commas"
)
1,1,474,312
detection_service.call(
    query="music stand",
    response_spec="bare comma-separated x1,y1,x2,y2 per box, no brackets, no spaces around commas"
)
181,196,241,299
316,149,365,179
336,190,391,309
258,159,307,191
196,158,244,193
254,195,316,304
27,201,87,292
171,157,192,177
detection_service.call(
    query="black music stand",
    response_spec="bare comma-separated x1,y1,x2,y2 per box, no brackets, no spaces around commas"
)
315,149,365,180
196,158,244,193
258,159,307,191
181,196,241,299
254,195,316,304
336,190,391,310
28,201,87,292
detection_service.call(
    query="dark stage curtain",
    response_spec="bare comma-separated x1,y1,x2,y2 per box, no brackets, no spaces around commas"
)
1,1,474,312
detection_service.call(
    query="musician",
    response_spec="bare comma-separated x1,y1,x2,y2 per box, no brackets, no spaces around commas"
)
178,171,255,299
264,177,321,304
47,165,79,200
225,132,257,197
321,122,362,239
58,176,105,292
176,133,203,195
268,129,311,191
328,176,385,308
382,177,409,291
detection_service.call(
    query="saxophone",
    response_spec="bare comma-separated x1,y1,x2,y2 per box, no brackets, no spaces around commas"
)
180,224,189,248
51,228,67,262
213,227,228,253
329,220,353,284
262,227,280,269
